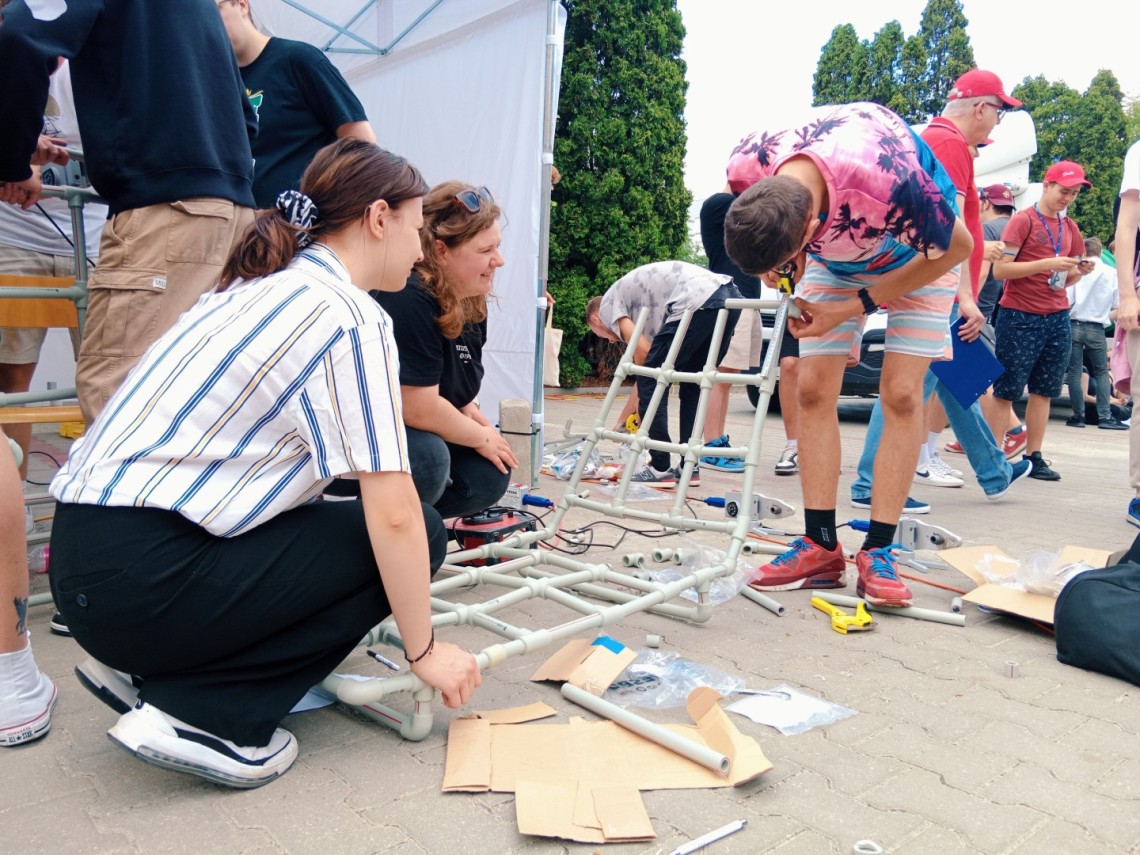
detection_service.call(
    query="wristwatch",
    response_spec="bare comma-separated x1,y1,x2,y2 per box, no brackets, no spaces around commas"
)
857,287,877,315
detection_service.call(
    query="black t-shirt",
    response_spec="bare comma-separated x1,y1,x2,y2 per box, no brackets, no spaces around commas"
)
241,38,368,208
699,192,762,299
373,276,486,410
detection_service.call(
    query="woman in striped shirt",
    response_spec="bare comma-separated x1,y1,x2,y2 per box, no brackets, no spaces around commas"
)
47,139,481,788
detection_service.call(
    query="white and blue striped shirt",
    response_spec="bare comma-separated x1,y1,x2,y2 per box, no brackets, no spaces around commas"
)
51,244,409,537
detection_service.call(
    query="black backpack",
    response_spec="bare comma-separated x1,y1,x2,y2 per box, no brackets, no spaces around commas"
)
1055,559,1140,687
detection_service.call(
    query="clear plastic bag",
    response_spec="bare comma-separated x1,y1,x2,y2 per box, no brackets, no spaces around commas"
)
975,550,1094,598
596,482,670,502
725,684,857,735
602,647,744,709
643,538,754,604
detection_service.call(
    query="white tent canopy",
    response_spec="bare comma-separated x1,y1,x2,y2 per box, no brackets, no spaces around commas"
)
255,0,565,457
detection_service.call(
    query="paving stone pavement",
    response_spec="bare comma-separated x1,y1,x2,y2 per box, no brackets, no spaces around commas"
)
6,390,1139,854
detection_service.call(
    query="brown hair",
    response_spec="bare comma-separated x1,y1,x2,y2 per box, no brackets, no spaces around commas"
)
1084,236,1103,257
723,175,813,275
219,138,428,289
415,180,503,339
585,295,602,326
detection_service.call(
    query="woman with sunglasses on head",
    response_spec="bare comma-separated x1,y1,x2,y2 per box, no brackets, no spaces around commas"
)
373,181,518,520
46,139,481,789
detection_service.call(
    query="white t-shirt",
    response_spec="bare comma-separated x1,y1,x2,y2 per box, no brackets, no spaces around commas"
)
0,60,107,259
1067,260,1118,325
600,261,731,343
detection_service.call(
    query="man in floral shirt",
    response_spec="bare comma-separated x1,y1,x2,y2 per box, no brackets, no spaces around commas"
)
723,102,972,606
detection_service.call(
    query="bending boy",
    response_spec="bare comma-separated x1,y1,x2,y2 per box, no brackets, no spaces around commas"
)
723,102,971,605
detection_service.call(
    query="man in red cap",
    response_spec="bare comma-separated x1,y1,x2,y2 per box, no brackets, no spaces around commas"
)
849,69,1031,515
991,161,1097,481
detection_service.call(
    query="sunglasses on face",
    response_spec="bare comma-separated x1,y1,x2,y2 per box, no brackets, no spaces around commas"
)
453,186,495,213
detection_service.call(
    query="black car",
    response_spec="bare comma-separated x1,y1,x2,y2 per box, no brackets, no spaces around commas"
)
745,309,886,409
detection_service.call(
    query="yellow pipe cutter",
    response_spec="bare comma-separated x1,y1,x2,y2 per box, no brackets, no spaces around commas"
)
811,597,874,634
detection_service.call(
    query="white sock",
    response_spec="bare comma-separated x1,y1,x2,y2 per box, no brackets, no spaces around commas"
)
784,439,798,450
926,431,941,456
917,444,931,467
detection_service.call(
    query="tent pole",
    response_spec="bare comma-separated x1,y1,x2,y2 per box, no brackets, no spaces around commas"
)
531,0,560,484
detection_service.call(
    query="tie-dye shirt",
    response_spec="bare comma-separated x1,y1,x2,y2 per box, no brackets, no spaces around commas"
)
726,102,959,277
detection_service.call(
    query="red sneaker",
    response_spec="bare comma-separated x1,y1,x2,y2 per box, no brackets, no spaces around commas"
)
943,439,964,454
1003,427,1027,460
855,546,912,606
749,538,846,592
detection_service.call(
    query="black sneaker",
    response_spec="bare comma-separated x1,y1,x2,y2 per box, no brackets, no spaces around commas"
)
1025,451,1060,481
1065,415,1085,428
1098,417,1128,431
49,612,72,638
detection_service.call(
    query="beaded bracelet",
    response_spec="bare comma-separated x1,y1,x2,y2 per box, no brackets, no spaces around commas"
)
405,630,435,664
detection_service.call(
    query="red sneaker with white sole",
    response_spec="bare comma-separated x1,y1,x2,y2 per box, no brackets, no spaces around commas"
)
944,439,964,454
1003,427,1027,460
749,537,846,592
855,546,912,606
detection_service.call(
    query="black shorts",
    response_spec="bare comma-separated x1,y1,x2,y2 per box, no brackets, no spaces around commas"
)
992,307,1072,400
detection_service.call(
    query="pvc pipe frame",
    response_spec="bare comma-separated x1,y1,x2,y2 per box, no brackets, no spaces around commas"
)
813,592,966,627
326,298,799,741
561,682,730,775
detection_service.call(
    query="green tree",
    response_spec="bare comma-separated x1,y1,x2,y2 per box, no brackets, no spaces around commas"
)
863,21,905,112
1124,96,1140,147
1066,71,1128,241
1012,75,1083,180
812,24,866,105
548,0,690,386
915,0,975,119
894,34,928,123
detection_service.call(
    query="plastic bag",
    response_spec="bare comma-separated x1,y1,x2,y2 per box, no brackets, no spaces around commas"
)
596,481,670,502
544,443,604,480
602,647,744,709
726,684,857,735
975,550,1094,598
643,538,754,604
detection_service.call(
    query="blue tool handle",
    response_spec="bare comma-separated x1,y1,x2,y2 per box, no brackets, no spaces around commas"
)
522,494,554,509
704,497,726,508
848,519,870,532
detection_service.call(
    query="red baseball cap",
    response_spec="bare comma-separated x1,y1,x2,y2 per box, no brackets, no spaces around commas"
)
980,184,1015,206
947,69,1022,108
1043,160,1092,188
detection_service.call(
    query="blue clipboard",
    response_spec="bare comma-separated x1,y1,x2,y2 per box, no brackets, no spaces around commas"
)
929,318,1005,409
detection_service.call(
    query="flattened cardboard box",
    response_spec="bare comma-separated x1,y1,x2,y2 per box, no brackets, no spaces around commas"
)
515,780,655,844
528,637,636,696
443,687,772,794
940,544,1111,624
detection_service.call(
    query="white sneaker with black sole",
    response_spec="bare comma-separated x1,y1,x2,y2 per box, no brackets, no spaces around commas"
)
108,701,297,789
76,657,140,715
774,445,799,476
914,461,963,487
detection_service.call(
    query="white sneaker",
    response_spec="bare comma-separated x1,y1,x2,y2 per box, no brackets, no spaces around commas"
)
25,506,35,534
927,453,963,480
914,462,964,488
0,642,58,746
75,657,140,715
108,701,297,788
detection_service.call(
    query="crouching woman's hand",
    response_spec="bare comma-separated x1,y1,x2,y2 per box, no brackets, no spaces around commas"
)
410,640,482,708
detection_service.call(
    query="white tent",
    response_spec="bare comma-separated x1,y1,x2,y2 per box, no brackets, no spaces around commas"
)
255,0,566,471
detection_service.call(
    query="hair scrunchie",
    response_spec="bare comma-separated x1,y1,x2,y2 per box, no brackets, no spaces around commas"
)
275,189,319,248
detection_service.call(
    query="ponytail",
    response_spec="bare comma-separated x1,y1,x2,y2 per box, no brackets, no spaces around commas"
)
217,208,304,291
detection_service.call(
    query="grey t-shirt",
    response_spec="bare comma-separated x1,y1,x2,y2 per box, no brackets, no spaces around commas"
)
976,215,1010,321
600,261,732,342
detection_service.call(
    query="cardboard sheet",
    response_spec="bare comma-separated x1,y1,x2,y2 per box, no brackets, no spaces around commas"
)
529,637,637,695
515,780,654,844
443,687,771,794
940,544,1112,625
474,702,557,724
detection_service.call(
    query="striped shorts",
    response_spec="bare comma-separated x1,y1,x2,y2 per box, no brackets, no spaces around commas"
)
797,261,956,361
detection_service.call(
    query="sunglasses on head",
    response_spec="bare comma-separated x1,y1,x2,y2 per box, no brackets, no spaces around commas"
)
453,186,495,213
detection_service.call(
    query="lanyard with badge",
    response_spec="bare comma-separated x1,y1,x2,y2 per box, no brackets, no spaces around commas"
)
1033,204,1066,290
